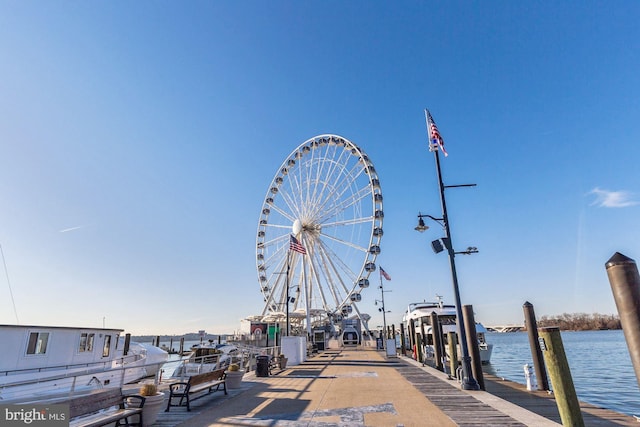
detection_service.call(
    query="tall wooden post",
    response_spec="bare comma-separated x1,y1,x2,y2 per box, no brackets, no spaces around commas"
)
463,305,484,390
419,321,427,363
447,331,458,379
605,252,640,388
538,327,584,427
430,312,444,371
400,323,407,355
523,301,549,391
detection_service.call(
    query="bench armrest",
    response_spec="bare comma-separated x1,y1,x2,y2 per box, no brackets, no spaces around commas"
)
169,382,190,392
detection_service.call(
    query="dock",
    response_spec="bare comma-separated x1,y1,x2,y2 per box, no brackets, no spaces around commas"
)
149,347,637,426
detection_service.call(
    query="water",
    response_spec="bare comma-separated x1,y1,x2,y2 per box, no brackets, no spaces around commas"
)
484,330,640,417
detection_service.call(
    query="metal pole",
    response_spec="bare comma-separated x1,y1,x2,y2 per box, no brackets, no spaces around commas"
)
380,272,388,343
433,149,479,390
605,252,640,388
286,251,290,337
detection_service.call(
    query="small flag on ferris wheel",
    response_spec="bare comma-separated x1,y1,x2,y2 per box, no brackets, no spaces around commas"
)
380,267,391,281
289,234,307,255
425,109,448,157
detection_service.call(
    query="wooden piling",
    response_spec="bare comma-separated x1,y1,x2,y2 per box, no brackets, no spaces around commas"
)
523,301,549,391
400,323,407,355
605,252,640,389
447,331,458,378
430,312,444,371
418,320,427,362
463,305,485,390
538,326,584,427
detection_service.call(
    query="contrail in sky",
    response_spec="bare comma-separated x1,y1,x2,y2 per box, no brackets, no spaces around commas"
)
59,225,87,233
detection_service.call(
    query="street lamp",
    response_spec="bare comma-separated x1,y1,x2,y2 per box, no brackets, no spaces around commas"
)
374,299,390,342
416,146,480,391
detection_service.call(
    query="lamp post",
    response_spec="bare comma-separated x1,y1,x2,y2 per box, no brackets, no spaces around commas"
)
415,146,480,391
378,274,390,341
374,299,390,346
286,252,290,337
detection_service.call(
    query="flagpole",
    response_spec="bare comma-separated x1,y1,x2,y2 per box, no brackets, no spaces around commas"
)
433,147,479,391
379,270,388,343
286,250,290,337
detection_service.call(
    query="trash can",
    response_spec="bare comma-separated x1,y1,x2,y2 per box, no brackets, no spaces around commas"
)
256,355,270,377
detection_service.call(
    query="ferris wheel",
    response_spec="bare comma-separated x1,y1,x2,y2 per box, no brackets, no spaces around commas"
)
256,134,383,333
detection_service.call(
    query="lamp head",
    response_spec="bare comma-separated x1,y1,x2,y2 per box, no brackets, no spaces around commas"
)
414,217,429,233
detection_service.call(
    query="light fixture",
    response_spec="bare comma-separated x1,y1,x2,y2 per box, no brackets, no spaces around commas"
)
415,217,428,232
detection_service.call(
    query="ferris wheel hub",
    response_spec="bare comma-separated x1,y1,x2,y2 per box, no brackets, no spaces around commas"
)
292,219,302,235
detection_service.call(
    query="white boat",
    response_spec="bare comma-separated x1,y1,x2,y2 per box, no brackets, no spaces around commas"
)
171,342,238,377
402,298,493,364
0,324,168,403
114,336,169,379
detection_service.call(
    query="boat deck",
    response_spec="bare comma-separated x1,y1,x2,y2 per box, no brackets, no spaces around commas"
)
144,347,637,426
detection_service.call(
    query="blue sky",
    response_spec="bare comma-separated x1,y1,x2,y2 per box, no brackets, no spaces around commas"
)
1,1,639,335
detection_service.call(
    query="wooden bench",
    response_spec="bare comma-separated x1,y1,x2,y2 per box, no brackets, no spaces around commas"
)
65,388,145,427
165,368,227,411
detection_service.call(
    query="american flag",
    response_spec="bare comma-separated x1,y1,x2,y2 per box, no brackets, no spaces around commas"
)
380,267,391,281
425,109,448,157
289,235,307,255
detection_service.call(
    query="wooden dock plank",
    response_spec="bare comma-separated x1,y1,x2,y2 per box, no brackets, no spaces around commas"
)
396,363,527,426
483,372,639,426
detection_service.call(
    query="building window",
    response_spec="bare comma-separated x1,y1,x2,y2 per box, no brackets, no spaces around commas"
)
26,332,49,355
79,333,95,352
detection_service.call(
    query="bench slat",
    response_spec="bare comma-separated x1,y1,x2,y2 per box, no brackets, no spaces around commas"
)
70,408,142,427
59,388,144,427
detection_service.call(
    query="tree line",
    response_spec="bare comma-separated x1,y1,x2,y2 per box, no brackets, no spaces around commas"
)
536,313,621,331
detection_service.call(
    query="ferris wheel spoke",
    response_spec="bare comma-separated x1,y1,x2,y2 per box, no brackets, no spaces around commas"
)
260,250,290,314
313,163,366,219
261,244,288,275
260,233,290,251
310,244,342,310
321,216,374,228
278,182,305,220
318,185,373,224
316,239,358,307
318,232,369,253
315,147,352,200
264,223,293,230
265,201,298,224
